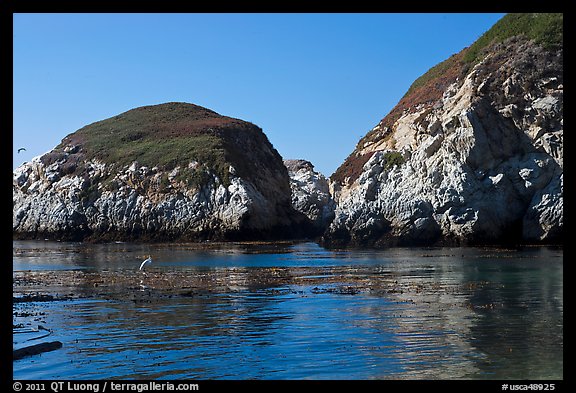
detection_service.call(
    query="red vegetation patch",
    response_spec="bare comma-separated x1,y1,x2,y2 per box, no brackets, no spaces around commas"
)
331,151,376,185
333,52,468,185
371,52,467,141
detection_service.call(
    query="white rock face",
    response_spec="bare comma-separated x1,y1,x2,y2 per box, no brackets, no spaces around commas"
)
284,159,335,232
324,38,563,246
13,157,299,241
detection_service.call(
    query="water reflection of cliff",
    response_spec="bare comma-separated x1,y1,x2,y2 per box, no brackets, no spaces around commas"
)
362,249,563,379
462,255,563,379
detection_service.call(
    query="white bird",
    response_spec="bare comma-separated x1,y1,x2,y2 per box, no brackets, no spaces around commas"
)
139,255,152,272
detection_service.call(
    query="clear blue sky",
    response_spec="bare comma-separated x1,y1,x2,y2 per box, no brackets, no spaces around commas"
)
13,13,505,176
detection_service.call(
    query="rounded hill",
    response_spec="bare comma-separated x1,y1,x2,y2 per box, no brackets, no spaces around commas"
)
13,102,309,242
48,102,283,188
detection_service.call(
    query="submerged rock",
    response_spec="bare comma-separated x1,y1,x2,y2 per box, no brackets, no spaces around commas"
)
13,341,63,361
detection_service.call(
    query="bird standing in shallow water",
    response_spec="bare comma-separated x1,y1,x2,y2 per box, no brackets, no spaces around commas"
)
139,255,152,273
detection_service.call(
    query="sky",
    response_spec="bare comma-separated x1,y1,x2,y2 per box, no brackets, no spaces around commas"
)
13,13,505,177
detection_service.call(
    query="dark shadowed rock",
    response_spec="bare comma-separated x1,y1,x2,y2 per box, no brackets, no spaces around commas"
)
13,341,63,360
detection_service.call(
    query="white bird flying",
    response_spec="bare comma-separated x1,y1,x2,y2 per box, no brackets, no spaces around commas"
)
139,255,152,272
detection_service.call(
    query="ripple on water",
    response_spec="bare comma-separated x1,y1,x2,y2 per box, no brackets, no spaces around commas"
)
13,243,563,380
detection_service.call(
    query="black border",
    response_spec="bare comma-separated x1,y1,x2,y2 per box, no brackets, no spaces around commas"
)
4,0,568,14
5,1,568,390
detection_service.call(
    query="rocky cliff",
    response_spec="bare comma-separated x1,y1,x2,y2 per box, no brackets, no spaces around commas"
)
13,102,309,242
284,159,335,234
324,13,563,247
13,14,564,247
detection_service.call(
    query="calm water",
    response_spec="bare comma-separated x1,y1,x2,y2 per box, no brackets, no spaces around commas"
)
13,241,563,380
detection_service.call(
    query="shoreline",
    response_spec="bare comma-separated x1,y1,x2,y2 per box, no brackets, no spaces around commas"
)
13,237,564,252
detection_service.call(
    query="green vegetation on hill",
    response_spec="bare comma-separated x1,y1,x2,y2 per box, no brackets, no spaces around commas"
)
71,103,225,168
382,151,404,171
462,13,563,64
53,102,262,187
406,14,562,99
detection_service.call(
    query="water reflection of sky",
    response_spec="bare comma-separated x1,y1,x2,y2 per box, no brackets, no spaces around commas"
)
13,241,562,380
